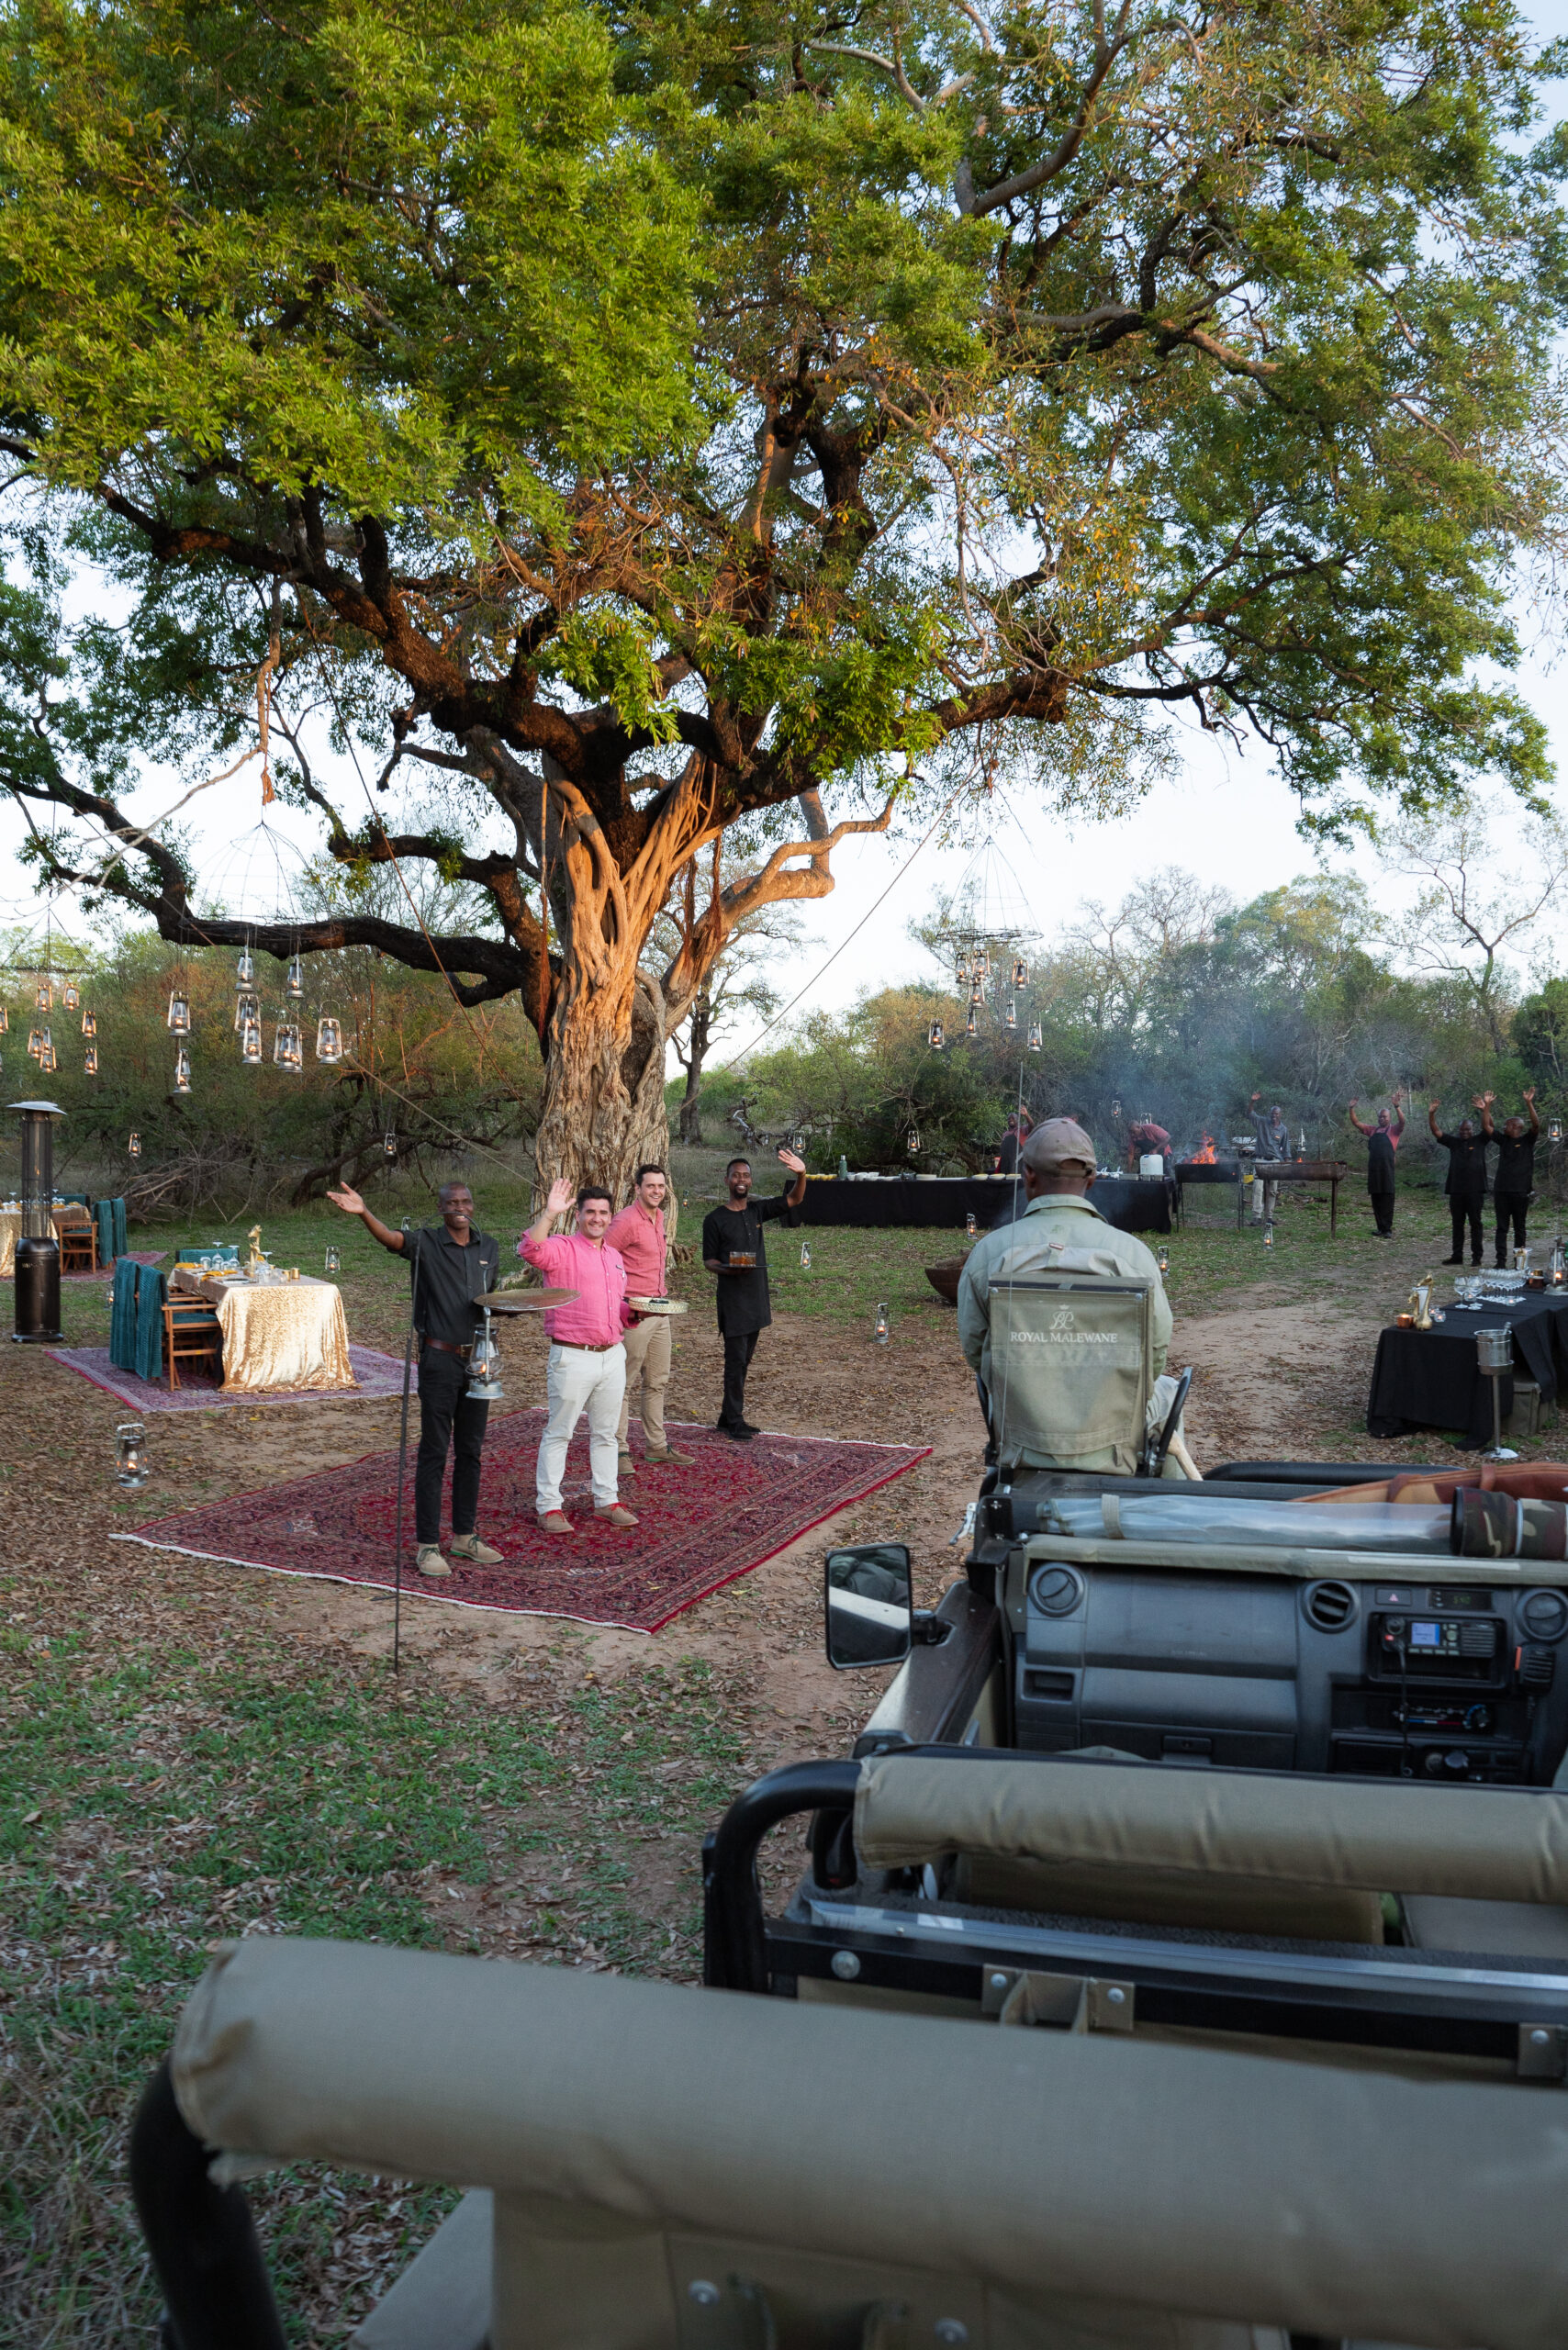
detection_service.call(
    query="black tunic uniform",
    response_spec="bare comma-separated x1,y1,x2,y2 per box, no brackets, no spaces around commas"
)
1434,1130,1488,1264
406,1222,499,1548
701,1192,800,1430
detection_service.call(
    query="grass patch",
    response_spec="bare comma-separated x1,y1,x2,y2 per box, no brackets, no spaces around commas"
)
1,1629,751,2344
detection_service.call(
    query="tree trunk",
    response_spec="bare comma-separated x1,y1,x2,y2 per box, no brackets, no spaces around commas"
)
678,992,712,1145
531,958,673,1217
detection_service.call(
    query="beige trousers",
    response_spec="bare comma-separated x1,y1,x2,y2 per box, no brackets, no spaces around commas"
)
616,1313,671,1449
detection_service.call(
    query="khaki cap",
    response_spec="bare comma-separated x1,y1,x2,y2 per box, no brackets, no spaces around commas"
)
1024,1117,1097,1174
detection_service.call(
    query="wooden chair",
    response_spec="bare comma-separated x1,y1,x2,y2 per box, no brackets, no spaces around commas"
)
52,1207,97,1275
161,1300,224,1391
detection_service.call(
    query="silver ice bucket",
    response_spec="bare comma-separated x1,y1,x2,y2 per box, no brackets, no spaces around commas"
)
1475,1326,1513,1375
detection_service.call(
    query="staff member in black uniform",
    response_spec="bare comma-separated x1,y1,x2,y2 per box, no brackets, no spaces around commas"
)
702,1147,807,1439
329,1179,502,1579
1481,1087,1540,1267
1348,1091,1405,1237
1427,1098,1490,1267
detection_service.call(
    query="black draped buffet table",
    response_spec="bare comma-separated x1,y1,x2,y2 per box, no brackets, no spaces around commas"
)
1367,1291,1568,1447
798,1174,1171,1236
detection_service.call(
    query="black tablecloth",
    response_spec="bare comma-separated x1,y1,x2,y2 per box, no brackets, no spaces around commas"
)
1365,1292,1568,1444
799,1176,1171,1236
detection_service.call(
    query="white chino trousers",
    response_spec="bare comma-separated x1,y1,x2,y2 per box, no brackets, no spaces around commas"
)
537,1341,626,1515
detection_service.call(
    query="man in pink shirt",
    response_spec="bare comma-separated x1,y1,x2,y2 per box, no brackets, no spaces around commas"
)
604,1163,695,1472
519,1177,636,1535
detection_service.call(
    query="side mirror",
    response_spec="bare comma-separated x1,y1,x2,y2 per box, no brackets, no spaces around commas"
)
824,1543,913,1670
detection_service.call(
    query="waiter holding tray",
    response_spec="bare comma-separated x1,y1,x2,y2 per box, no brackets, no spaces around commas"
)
702,1147,807,1439
328,1179,504,1581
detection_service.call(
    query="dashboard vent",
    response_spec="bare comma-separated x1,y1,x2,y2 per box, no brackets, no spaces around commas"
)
1304,1580,1357,1632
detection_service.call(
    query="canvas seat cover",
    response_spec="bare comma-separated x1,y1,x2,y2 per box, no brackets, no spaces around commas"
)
172,1936,1568,2350
984,1253,1154,1472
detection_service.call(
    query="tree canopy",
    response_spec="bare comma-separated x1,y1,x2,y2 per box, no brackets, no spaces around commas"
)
1,0,1564,1181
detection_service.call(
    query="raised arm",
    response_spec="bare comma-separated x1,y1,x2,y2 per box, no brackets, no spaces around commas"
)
1347,1100,1373,1138
1525,1087,1540,1136
525,1176,575,1252
1428,1102,1443,1140
778,1146,807,1207
1476,1092,1495,1137
1389,1092,1406,1141
327,1184,404,1254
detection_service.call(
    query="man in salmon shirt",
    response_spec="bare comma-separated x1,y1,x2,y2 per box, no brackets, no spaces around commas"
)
604,1164,696,1473
519,1176,637,1536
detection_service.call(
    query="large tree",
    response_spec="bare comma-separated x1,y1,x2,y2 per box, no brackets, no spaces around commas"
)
0,0,1563,1190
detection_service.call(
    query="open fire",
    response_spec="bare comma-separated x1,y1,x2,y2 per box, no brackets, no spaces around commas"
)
1192,1135,1217,1163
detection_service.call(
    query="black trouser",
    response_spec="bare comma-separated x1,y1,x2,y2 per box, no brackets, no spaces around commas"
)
720,1328,760,1428
415,1347,489,1544
1495,1193,1529,1265
1450,1192,1484,1262
1371,1190,1394,1236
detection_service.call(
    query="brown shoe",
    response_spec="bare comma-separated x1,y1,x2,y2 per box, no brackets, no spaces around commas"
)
537,1510,575,1537
644,1445,695,1467
415,1544,452,1579
449,1532,504,1564
593,1504,639,1529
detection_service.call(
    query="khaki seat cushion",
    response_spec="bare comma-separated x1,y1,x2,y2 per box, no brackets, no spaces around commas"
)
1399,1896,1568,1961
951,1852,1383,1943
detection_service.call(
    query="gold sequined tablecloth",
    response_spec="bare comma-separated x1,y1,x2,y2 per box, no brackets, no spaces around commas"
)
0,1213,17,1279
174,1270,356,1393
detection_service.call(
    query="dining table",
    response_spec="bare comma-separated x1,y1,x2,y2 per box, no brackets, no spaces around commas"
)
172,1265,357,1393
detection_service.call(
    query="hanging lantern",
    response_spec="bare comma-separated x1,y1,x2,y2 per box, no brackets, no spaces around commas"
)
241,1018,263,1066
1551,1120,1564,1146
35,979,50,1012
167,988,191,1035
1004,998,1018,1032
316,1015,343,1064
234,990,260,1032
1012,957,1028,989
0,1004,8,1033
1027,1021,1043,1052
62,979,80,1013
907,1126,921,1154
274,1021,302,1073
955,954,969,987
236,946,255,988
26,1025,40,1061
286,953,305,999
384,1129,398,1159
872,1301,890,1345
973,946,990,978
928,1019,945,1051
964,1005,978,1038
81,1007,95,1039
969,977,984,1008
38,1038,57,1075
173,1044,192,1094
84,1043,99,1077
128,1130,141,1158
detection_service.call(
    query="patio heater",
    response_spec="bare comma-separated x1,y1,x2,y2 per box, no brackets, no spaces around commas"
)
10,1099,63,1342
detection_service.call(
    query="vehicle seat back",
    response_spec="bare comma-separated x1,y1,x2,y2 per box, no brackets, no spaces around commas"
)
165,1934,1565,2350
985,1264,1154,1473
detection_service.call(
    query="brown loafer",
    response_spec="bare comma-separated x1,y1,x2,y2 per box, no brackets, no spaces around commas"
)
593,1504,639,1529
537,1510,575,1536
643,1446,695,1467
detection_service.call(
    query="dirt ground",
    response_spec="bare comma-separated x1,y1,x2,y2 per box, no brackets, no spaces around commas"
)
6,1214,1474,1770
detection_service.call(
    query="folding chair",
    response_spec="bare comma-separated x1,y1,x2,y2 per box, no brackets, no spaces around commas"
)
52,1207,97,1274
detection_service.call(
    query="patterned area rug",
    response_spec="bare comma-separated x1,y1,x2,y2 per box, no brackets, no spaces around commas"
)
47,1343,409,1412
112,1416,931,1630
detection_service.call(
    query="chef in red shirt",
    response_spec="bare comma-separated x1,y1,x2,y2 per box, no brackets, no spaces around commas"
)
604,1165,695,1472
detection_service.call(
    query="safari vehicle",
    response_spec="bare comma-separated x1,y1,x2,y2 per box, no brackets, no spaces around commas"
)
704,1446,1568,2098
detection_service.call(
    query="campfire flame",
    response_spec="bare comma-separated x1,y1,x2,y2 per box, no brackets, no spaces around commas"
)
1193,1135,1217,1164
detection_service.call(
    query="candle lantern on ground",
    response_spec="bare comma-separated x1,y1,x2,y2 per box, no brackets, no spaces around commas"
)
324,1246,342,1275
116,1420,147,1487
873,1302,890,1344
965,1210,978,1237
9,1098,63,1342
800,1241,812,1270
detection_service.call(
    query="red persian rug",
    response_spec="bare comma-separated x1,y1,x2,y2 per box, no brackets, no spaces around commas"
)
113,1415,931,1632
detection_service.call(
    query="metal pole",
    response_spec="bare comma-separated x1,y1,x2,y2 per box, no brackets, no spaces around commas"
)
392,1219,423,1677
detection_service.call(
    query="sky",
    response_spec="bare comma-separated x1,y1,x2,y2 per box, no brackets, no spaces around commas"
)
3,1,1568,1047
